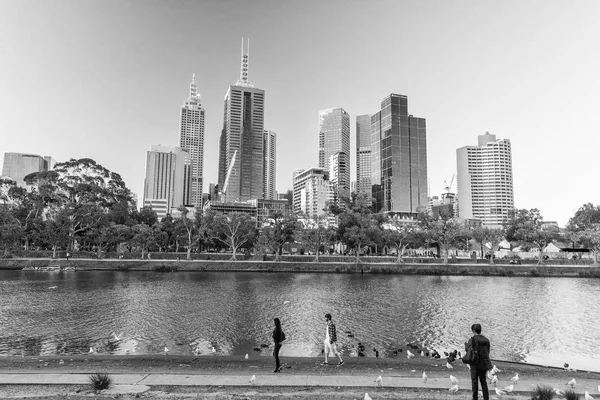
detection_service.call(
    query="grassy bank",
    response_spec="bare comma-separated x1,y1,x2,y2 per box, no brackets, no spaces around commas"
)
1,258,599,277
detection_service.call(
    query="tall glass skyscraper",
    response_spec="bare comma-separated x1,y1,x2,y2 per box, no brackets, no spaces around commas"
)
179,74,205,207
318,108,350,201
356,114,372,196
218,39,265,202
371,94,428,214
456,132,514,227
263,129,276,200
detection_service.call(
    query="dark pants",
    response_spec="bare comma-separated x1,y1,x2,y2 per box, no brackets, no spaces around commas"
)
471,367,489,400
273,342,282,370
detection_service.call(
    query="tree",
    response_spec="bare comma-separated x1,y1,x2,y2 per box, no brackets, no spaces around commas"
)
297,215,334,262
419,213,463,264
174,206,197,260
469,226,504,265
505,208,560,264
567,203,600,232
573,224,600,265
208,212,256,261
382,217,418,263
0,209,23,257
258,214,298,261
130,224,157,259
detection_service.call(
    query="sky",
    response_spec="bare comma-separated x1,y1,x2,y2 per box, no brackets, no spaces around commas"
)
1,0,599,226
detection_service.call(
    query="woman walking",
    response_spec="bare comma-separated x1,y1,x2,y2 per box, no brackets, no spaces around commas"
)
272,317,286,372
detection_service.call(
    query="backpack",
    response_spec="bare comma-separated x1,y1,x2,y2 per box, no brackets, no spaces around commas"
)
462,338,479,365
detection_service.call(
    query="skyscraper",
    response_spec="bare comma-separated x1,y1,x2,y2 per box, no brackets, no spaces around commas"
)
371,94,428,214
2,152,53,186
143,145,191,219
456,132,514,227
179,74,205,207
263,129,276,200
318,108,350,201
218,39,265,202
293,168,334,220
356,114,372,196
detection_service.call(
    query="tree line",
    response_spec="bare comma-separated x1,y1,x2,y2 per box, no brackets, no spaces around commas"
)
0,158,599,264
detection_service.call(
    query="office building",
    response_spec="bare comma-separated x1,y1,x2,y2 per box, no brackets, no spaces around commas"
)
1,152,53,186
263,129,276,200
143,145,191,219
292,168,334,220
356,114,372,196
328,152,349,201
371,94,428,215
318,108,350,201
179,74,205,207
218,39,265,202
456,132,514,227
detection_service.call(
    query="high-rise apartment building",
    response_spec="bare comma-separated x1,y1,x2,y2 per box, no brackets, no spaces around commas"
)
456,132,514,227
218,39,265,202
328,152,349,201
143,145,191,219
318,108,350,201
292,168,334,220
263,129,276,200
371,94,428,214
179,74,205,207
356,114,372,196
2,152,53,186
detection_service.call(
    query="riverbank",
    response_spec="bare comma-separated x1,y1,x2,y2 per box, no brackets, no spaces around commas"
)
1,355,599,399
1,258,599,277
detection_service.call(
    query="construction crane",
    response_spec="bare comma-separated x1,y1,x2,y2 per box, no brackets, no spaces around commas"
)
219,150,237,202
442,173,455,201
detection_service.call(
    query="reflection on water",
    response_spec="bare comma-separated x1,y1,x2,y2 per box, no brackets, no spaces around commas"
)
0,270,598,371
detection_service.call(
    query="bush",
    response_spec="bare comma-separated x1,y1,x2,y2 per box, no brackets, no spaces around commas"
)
563,389,579,400
154,265,178,272
530,384,555,400
529,268,540,277
89,373,112,390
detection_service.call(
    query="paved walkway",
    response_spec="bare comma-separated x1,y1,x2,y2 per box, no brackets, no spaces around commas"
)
0,373,598,395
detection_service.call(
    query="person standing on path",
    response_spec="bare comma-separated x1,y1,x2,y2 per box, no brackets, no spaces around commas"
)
466,323,493,400
322,313,344,366
272,317,286,372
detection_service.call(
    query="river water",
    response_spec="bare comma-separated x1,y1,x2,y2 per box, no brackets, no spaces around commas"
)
0,270,598,371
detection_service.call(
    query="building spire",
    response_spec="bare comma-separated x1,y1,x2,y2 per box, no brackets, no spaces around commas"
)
236,38,253,87
190,73,197,97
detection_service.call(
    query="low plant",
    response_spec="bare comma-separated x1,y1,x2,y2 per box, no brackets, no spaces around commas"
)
89,373,112,391
530,384,555,400
529,268,540,277
563,389,579,400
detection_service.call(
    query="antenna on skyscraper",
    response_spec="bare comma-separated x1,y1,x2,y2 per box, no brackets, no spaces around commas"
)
237,38,253,87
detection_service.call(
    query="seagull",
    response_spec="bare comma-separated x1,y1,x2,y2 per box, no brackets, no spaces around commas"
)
504,384,514,393
446,361,453,369
491,375,498,386
597,385,600,393
48,286,58,290
164,346,169,355
407,350,415,359
364,393,372,400
249,375,256,385
422,371,427,383
283,301,290,304
553,388,565,396
449,384,459,394
495,387,507,396
375,375,382,387
585,391,595,400
491,365,501,374
510,373,519,384
245,353,249,360
450,375,459,385
566,378,576,388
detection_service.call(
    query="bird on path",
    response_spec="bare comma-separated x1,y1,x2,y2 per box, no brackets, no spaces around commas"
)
422,371,427,383
407,350,415,359
504,384,514,393
245,353,249,360
491,375,498,387
553,388,565,396
364,393,372,400
450,375,459,385
375,375,382,387
510,373,519,384
249,375,256,385
495,387,507,396
597,385,600,393
49,286,58,290
449,384,459,394
446,361,453,369
491,365,501,374
585,391,595,400
566,378,576,388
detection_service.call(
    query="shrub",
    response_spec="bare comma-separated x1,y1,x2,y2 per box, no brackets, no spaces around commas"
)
154,265,178,272
482,269,491,276
530,384,555,400
506,270,515,276
497,267,507,276
563,389,579,400
89,373,112,391
529,268,540,277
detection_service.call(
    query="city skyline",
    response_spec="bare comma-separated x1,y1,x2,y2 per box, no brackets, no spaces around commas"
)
1,1,599,225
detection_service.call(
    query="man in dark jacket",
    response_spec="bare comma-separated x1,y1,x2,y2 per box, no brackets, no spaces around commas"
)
466,323,493,400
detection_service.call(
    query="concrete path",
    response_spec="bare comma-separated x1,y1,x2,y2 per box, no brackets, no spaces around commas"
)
0,373,598,395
